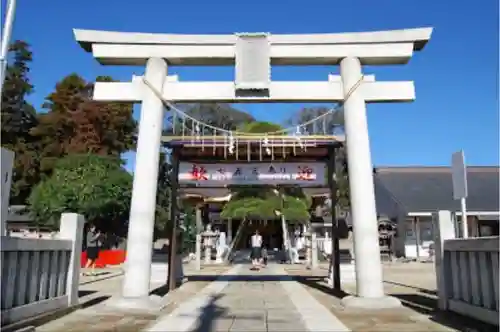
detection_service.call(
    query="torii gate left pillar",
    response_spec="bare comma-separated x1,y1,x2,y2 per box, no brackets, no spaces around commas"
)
122,58,167,307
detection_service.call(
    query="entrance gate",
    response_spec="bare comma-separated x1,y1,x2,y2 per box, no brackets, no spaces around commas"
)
74,27,432,309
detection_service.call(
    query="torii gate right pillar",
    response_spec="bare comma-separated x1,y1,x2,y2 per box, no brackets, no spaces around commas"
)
340,57,401,308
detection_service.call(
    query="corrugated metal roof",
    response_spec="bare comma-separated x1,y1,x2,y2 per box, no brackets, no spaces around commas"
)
374,166,500,213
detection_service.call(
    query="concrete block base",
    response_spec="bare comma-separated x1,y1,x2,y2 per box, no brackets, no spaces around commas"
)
341,295,402,310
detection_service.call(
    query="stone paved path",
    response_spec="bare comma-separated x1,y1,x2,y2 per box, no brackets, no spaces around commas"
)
36,265,230,332
145,264,349,332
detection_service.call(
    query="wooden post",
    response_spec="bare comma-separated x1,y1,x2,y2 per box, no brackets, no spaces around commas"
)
328,145,341,290
167,148,180,291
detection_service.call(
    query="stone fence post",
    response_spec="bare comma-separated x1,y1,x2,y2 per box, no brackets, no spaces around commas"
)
58,213,85,306
195,234,201,271
311,232,318,269
432,210,456,310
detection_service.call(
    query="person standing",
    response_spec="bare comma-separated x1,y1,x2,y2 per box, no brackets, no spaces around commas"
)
250,229,263,270
83,224,101,276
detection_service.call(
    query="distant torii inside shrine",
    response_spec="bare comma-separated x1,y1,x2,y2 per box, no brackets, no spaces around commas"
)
74,27,432,310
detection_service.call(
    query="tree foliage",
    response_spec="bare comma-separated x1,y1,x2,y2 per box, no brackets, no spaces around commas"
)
29,154,132,233
335,146,350,210
155,151,171,235
1,41,41,204
32,74,137,175
1,40,37,143
287,105,343,135
238,121,283,134
182,103,255,130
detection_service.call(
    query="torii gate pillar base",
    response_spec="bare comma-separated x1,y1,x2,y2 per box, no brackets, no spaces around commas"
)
103,296,162,314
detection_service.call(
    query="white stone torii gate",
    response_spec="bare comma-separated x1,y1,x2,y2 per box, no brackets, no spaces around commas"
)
74,27,432,310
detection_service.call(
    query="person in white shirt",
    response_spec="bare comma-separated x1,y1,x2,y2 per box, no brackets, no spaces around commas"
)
250,229,263,270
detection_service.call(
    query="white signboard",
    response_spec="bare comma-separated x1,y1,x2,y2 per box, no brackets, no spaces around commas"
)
178,162,326,186
451,150,468,200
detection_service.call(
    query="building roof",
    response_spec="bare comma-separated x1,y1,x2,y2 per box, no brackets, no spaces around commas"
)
374,166,500,214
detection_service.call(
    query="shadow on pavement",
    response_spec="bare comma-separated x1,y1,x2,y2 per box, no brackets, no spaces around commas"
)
292,274,496,332
383,280,436,296
393,293,497,332
80,296,111,309
184,294,265,332
187,274,292,282
78,290,96,297
190,294,227,332
294,276,349,299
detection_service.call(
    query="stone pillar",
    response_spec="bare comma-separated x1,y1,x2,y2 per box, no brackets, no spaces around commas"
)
195,234,201,271
196,205,203,234
204,243,211,265
433,210,455,310
305,232,312,267
311,232,318,269
339,57,400,309
58,213,85,306
121,58,167,301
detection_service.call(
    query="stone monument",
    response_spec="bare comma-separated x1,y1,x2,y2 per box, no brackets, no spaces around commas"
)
215,230,227,264
202,224,216,264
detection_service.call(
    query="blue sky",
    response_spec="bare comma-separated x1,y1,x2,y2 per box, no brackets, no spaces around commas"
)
7,0,499,170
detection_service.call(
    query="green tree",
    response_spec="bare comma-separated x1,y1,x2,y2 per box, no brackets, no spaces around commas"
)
32,74,137,175
163,103,256,137
29,154,132,234
179,103,256,130
238,121,283,134
180,204,197,253
335,146,350,210
154,151,171,237
0,41,41,204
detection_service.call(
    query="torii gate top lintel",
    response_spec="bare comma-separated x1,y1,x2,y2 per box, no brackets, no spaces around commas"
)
73,27,433,66
73,27,433,104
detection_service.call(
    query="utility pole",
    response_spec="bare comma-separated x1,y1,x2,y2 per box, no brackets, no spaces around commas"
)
0,0,17,107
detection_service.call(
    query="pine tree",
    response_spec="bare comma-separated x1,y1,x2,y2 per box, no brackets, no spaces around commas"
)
1,41,40,204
